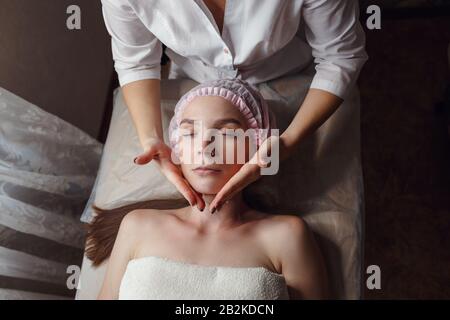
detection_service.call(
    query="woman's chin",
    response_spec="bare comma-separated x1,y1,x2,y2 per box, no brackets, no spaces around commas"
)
189,181,225,195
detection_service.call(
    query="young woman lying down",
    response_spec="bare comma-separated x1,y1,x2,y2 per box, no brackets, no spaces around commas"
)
86,78,328,300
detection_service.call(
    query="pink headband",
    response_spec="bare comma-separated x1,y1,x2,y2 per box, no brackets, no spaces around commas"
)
168,78,276,156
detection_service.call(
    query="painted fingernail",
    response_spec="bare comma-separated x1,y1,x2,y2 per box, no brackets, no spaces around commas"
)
210,206,216,214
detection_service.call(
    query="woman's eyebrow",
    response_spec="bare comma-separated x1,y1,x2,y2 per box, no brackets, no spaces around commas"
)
179,118,195,126
213,118,243,126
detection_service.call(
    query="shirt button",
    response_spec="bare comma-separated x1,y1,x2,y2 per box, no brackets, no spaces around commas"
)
223,48,229,54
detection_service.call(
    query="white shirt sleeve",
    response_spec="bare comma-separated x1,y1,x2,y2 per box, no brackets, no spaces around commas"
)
101,0,162,86
302,0,368,99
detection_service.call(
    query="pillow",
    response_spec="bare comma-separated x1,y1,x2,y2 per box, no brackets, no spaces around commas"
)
0,87,102,299
79,64,364,299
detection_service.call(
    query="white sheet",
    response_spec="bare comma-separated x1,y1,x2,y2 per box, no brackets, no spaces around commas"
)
0,87,102,299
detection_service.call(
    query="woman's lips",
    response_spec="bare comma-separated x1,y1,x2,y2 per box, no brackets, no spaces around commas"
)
192,166,222,176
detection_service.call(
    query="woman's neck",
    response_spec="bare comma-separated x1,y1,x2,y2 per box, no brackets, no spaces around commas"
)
183,191,249,233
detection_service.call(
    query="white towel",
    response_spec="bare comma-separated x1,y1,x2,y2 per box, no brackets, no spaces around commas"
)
119,256,290,300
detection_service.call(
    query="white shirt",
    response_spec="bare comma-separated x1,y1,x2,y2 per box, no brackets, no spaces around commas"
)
101,0,368,99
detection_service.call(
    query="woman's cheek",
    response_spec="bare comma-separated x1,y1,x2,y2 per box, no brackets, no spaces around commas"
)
178,139,190,164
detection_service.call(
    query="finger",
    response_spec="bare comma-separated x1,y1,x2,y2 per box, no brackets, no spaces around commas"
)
159,155,205,210
179,179,205,210
174,173,205,210
255,138,276,167
135,146,160,164
175,174,204,210
167,171,198,207
193,190,206,211
157,159,199,207
211,163,260,211
257,150,271,168
152,146,205,210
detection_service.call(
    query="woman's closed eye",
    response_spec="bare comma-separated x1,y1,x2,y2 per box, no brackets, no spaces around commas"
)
221,128,239,137
182,131,196,137
179,126,197,137
181,127,241,138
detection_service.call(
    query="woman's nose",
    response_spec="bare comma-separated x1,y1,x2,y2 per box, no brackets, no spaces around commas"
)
197,136,216,157
194,130,216,157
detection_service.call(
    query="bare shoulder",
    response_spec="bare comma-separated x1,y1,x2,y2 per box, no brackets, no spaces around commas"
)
275,214,316,253
268,214,328,299
252,211,309,237
254,212,314,255
274,214,309,237
248,212,313,274
119,208,176,235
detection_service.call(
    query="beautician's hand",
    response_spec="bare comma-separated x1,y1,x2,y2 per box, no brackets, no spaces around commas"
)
209,135,291,213
134,137,205,211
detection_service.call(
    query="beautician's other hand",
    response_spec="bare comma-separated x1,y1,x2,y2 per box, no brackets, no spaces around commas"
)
134,137,205,211
210,135,291,213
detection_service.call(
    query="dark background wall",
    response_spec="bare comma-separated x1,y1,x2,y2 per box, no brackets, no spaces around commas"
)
0,0,113,139
360,14,450,298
